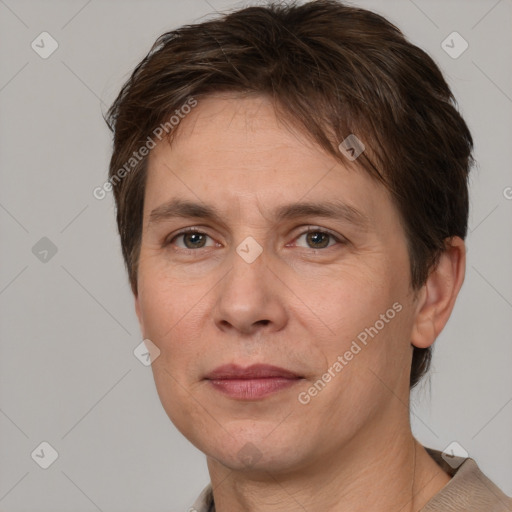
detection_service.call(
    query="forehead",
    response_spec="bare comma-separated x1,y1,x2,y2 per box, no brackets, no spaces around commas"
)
158,93,325,163
144,94,393,228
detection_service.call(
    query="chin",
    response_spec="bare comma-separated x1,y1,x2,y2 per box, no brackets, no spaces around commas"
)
201,427,309,474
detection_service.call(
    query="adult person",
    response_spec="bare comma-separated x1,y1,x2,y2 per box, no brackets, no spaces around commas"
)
104,1,512,510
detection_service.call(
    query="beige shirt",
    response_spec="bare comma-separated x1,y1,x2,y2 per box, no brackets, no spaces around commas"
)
190,447,512,511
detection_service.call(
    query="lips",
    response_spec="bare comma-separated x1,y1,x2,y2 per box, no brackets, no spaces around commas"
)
205,363,302,380
204,364,303,399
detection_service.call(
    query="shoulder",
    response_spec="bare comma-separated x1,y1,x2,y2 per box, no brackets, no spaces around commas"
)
422,447,512,511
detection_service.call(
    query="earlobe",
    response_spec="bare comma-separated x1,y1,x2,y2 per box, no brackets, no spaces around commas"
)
411,236,466,349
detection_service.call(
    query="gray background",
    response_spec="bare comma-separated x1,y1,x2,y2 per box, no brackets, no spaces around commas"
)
0,0,511,510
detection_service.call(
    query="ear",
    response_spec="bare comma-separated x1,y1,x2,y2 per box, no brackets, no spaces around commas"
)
411,236,466,349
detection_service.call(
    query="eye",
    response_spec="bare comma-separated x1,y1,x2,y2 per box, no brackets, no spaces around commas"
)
292,228,344,249
165,226,346,252
168,228,216,250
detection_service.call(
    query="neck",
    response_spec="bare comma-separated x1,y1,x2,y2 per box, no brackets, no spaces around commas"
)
206,422,451,512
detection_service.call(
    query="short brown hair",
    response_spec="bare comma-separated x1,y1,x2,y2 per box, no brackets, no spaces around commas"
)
104,0,474,388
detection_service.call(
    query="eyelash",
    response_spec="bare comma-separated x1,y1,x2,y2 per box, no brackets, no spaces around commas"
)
165,226,346,253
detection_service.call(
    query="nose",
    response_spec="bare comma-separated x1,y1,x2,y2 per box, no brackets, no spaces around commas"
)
212,245,288,337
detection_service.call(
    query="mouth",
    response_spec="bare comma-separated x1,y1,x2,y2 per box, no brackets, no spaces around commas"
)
204,363,304,400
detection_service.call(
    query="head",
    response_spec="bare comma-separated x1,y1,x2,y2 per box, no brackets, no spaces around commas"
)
104,0,472,473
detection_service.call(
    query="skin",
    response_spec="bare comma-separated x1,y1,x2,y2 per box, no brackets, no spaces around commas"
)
134,93,465,512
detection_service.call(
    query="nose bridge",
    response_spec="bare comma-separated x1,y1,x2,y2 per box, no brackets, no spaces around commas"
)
224,238,269,305
213,236,287,334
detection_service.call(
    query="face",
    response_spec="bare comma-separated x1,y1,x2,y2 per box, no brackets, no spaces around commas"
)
135,93,419,473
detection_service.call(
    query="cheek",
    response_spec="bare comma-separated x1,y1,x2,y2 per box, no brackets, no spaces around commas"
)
300,262,410,389
150,357,213,452
301,263,395,339
137,262,203,341
138,276,210,432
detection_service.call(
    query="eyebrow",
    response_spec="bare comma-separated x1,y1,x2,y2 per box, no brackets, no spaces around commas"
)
148,198,370,230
